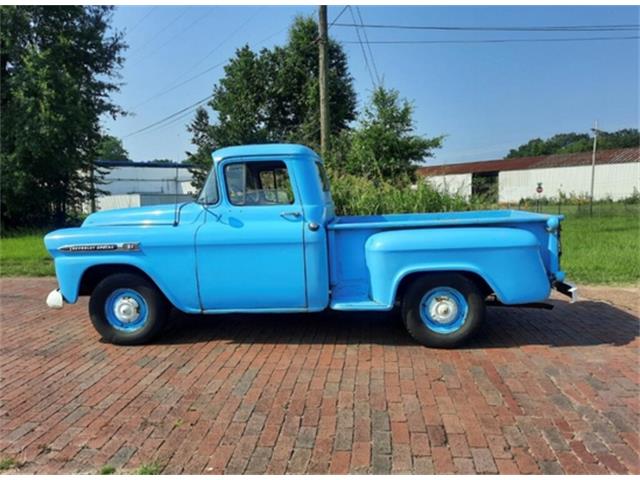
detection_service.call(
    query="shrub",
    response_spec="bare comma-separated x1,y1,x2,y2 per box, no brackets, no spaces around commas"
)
329,174,476,216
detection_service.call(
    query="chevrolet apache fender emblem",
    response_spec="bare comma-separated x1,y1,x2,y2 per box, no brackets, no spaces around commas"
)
58,242,140,253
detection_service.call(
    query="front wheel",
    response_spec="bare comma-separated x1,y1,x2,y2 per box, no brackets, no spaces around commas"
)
402,273,485,348
89,273,166,345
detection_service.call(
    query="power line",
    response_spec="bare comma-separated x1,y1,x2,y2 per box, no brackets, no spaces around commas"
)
130,8,215,63
125,37,325,141
338,35,640,45
123,95,213,138
329,5,349,29
348,6,376,88
129,7,189,55
183,8,261,77
332,22,640,32
134,106,202,137
133,61,227,110
127,6,157,35
355,6,381,86
132,9,261,109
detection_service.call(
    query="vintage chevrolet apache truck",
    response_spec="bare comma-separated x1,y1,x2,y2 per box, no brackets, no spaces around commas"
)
44,144,576,347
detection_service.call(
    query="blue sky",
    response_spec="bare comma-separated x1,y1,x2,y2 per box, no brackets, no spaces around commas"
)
104,5,639,165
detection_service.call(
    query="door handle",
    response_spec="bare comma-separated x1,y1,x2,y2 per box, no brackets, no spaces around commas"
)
280,211,302,219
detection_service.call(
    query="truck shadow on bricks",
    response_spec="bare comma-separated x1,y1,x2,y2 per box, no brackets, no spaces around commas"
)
155,299,638,349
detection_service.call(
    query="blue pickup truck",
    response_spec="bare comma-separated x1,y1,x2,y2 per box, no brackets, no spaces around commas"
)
44,144,575,347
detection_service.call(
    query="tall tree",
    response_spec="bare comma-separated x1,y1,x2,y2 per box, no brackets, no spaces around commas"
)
185,107,217,191
186,16,357,189
266,16,357,145
96,135,129,161
0,6,126,227
336,87,442,182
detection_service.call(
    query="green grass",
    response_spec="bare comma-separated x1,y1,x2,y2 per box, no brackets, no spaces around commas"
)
0,230,53,277
99,465,116,475
560,213,640,285
0,457,17,471
136,462,163,475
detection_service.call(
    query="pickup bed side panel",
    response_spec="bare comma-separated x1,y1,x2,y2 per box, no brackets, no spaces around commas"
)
365,227,551,306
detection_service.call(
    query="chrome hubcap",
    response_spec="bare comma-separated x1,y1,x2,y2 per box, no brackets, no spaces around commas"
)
428,295,458,324
114,296,140,323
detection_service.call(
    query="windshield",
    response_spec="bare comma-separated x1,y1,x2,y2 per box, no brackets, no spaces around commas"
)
197,167,219,204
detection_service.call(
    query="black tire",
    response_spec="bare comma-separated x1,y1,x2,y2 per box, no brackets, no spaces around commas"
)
89,273,166,345
401,273,485,348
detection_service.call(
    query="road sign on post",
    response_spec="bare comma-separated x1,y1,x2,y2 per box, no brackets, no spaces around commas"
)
536,183,543,212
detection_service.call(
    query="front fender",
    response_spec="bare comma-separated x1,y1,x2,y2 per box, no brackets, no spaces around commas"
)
44,225,201,313
365,227,551,306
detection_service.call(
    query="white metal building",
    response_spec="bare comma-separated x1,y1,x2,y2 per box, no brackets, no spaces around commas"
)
92,160,197,211
419,147,640,203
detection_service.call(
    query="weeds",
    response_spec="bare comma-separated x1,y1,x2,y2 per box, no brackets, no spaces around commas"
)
136,462,163,475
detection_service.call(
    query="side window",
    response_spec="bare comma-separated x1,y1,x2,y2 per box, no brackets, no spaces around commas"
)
224,160,295,206
315,162,330,192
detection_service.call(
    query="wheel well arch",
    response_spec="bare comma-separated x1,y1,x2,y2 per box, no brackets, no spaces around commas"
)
393,270,494,306
78,264,159,297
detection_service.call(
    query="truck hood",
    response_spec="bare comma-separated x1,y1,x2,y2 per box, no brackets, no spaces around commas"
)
82,202,202,227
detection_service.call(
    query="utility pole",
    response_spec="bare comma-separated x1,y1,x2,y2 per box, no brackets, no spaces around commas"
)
318,5,330,159
589,120,598,217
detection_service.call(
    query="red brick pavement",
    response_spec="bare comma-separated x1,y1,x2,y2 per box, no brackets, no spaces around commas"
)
0,277,638,474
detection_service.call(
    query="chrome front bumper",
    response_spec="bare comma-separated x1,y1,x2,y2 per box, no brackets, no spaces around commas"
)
554,281,578,303
46,289,64,309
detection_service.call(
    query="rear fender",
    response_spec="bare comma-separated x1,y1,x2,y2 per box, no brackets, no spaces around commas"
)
365,227,551,306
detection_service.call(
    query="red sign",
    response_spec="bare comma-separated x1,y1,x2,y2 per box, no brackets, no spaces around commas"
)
536,184,543,194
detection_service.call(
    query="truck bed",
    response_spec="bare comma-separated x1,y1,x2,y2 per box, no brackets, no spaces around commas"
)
328,209,555,230
327,209,559,310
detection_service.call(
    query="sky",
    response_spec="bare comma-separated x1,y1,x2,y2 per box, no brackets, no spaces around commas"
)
104,5,640,166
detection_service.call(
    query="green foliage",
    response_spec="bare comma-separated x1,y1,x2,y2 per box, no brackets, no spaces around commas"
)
136,462,163,475
330,174,473,216
99,465,116,475
187,16,356,190
0,6,126,228
327,87,442,182
96,135,129,161
0,458,17,471
506,129,639,158
186,107,216,190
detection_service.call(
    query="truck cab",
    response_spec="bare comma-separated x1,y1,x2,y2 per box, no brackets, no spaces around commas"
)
45,144,575,347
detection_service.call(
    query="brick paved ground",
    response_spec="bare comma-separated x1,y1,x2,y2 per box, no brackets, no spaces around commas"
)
0,277,638,474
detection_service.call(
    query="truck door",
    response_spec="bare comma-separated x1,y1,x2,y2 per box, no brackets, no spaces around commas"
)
195,159,306,310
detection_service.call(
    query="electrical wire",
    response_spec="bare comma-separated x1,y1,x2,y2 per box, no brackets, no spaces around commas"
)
129,7,189,55
127,6,157,35
132,106,203,137
332,22,640,32
132,8,261,109
329,6,349,29
348,6,376,88
355,7,381,86
338,35,640,45
123,95,213,138
130,8,215,63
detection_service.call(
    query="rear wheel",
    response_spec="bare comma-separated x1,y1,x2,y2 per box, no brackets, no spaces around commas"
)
401,273,485,348
89,273,166,345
